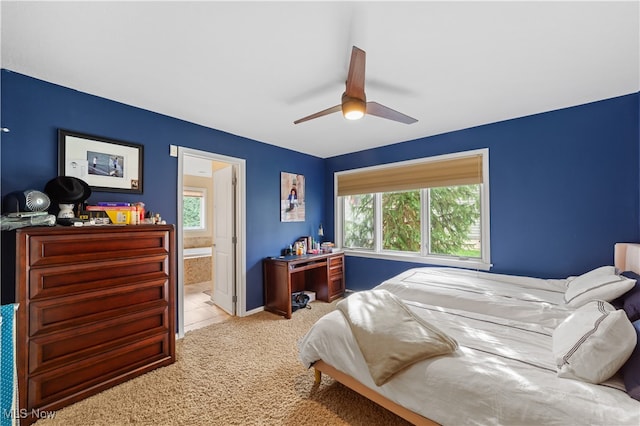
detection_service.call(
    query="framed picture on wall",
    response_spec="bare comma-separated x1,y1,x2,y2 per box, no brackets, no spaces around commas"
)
281,171,305,222
58,129,143,193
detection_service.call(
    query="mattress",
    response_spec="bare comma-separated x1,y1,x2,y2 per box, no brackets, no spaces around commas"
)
299,299,639,425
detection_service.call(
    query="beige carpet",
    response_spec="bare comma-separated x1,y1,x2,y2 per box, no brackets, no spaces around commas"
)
35,300,412,426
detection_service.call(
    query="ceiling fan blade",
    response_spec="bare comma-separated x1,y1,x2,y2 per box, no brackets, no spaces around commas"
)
366,101,418,124
345,46,366,99
293,104,342,124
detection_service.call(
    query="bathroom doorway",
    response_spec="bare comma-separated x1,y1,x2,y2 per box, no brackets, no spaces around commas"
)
177,147,246,338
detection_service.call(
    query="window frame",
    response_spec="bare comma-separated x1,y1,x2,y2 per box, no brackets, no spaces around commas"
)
335,148,492,271
182,186,207,232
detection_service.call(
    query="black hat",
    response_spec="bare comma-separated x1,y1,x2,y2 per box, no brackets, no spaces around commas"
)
44,176,92,203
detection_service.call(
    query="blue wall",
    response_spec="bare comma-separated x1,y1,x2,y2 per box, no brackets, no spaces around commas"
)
0,69,325,310
325,93,640,289
2,69,639,305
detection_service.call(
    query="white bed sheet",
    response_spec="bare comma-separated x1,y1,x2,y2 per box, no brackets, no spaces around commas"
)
299,300,640,426
375,267,573,327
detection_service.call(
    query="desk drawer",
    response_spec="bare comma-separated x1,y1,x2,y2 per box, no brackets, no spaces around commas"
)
329,265,343,278
329,255,343,278
328,255,343,268
329,277,343,294
328,276,344,301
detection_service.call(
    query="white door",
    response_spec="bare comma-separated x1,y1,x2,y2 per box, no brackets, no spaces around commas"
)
212,164,235,315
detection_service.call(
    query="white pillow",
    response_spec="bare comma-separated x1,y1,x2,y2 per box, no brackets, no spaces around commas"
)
566,265,616,283
564,269,635,307
553,300,636,383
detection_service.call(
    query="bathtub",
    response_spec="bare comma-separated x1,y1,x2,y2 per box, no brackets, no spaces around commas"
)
183,246,213,284
183,246,213,259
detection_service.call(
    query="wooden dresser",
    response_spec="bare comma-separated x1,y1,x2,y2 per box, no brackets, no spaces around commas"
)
12,225,175,424
263,251,344,319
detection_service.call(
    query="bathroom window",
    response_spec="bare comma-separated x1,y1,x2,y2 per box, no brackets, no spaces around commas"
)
183,187,206,231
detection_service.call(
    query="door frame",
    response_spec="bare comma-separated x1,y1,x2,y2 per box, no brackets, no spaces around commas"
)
177,146,247,338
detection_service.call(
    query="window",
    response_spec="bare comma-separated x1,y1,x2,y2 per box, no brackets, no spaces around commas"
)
382,190,421,253
343,193,374,249
183,187,206,231
428,184,481,258
336,149,490,270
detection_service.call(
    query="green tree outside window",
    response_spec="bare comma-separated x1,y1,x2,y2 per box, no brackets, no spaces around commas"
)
343,185,481,258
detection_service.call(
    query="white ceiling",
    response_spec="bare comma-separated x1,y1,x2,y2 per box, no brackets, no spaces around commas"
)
2,1,638,158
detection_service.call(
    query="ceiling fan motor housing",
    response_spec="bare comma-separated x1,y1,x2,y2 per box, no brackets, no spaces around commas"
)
341,92,366,119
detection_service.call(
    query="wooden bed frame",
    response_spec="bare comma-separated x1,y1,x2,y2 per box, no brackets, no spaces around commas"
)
313,360,439,425
311,243,640,426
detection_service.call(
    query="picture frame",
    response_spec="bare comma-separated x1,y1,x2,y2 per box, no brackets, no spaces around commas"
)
58,129,143,194
280,171,305,222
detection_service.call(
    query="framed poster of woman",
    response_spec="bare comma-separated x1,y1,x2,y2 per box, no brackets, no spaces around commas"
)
280,172,305,222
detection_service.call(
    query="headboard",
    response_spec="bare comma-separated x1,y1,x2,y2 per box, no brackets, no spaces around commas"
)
614,243,640,275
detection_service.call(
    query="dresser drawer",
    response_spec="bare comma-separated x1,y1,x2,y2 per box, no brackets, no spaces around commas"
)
29,306,169,374
27,229,170,267
29,279,169,336
28,333,172,409
29,254,169,299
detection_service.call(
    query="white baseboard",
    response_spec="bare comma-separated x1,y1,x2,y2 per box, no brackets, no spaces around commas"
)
243,306,265,317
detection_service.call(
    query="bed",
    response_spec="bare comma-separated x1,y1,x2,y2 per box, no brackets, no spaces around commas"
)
298,243,640,425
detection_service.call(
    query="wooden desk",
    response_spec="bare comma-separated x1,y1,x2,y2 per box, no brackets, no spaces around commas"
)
263,251,344,318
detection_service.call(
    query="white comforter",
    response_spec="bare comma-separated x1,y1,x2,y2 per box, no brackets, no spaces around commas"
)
299,267,640,425
299,300,639,425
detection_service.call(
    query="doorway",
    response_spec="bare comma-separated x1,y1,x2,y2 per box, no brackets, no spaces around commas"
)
177,147,247,338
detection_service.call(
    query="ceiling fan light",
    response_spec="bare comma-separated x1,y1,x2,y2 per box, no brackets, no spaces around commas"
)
341,96,366,120
344,109,364,120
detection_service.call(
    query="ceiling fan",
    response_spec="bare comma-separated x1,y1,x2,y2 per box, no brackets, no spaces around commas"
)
293,46,418,125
